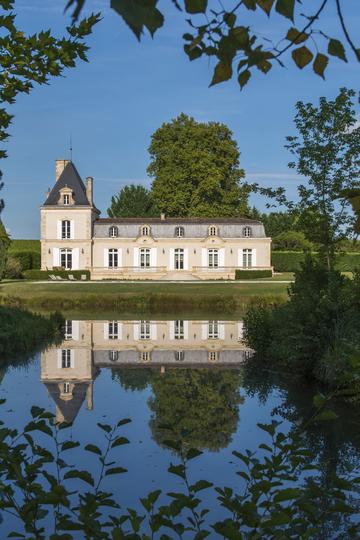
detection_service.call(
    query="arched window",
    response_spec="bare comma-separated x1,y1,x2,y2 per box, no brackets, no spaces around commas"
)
109,350,119,362
174,351,185,362
109,226,118,238
141,225,150,236
175,226,184,238
243,226,252,238
208,225,217,237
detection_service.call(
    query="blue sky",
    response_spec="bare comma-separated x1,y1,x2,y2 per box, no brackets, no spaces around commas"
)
2,0,359,238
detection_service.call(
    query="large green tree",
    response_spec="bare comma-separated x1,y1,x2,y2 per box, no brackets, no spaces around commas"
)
107,184,158,218
67,1,359,90
286,88,360,268
148,114,249,217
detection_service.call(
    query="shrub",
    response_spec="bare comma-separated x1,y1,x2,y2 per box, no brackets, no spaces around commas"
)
235,269,273,279
11,250,41,271
272,231,314,251
4,256,22,279
23,269,91,280
272,251,360,272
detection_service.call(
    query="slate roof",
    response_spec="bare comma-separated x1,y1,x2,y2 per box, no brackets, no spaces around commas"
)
45,382,89,424
98,217,262,225
43,162,90,206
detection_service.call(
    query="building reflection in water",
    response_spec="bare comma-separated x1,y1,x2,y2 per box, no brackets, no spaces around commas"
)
41,319,253,423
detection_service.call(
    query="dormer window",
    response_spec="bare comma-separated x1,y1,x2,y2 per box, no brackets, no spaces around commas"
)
63,194,70,205
209,225,217,237
243,226,252,238
175,226,184,238
141,225,150,236
109,226,118,238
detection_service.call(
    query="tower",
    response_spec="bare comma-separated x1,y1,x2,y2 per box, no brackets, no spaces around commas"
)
40,160,100,271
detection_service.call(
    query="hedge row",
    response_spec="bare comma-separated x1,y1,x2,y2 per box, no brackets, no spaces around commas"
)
272,251,360,272
23,269,91,280
11,250,41,271
235,269,273,279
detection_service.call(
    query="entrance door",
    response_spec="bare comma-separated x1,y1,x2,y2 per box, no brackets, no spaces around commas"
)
174,248,184,270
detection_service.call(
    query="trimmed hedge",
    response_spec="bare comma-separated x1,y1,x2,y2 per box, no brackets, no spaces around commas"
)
272,251,360,272
235,269,273,279
11,250,41,271
23,269,91,280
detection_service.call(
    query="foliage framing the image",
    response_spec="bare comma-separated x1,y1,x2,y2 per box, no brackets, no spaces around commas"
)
0,401,359,538
66,0,360,89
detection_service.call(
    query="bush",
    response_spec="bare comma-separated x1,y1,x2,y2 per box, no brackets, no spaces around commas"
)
11,250,41,271
235,269,273,279
4,256,22,279
23,269,91,280
272,251,360,272
272,231,314,251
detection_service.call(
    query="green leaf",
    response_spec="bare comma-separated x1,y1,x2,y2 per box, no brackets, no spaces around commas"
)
30,405,45,418
184,0,208,14
286,27,308,44
274,487,302,502
168,464,186,479
64,469,94,486
97,422,112,434
189,480,213,492
111,0,164,40
314,409,338,421
243,0,256,9
111,436,130,448
292,46,313,68
210,61,233,86
312,393,327,408
328,38,347,61
117,418,131,427
186,448,203,460
85,443,102,456
61,441,80,451
276,0,295,21
238,69,251,89
223,12,236,28
105,467,127,476
257,0,275,16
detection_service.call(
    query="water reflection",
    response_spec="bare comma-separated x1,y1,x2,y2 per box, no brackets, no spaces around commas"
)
41,319,252,427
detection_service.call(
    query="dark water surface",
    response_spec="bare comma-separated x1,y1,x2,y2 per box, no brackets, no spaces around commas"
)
1,317,359,537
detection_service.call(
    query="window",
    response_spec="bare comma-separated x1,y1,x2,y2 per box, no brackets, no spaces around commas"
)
175,226,184,238
61,220,71,239
108,249,118,268
208,321,219,339
140,351,151,362
208,351,218,362
63,382,70,393
60,249,72,269
208,249,219,268
63,194,70,205
141,225,150,236
140,248,151,268
109,350,119,362
174,248,184,270
174,351,185,362
140,320,151,340
64,320,72,340
61,349,71,368
243,226,252,238
244,350,253,360
108,321,119,340
243,249,253,268
209,225,217,236
174,320,184,340
109,226,118,238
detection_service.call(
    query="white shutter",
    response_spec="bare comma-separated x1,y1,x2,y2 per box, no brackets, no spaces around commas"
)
118,248,123,268
201,248,207,267
201,323,208,340
238,321,244,341
104,323,109,340
118,322,123,340
57,220,62,240
184,321,189,340
70,350,75,368
72,321,80,341
169,248,174,270
151,248,157,268
252,249,257,268
183,248,189,270
72,248,79,270
219,248,225,268
53,247,60,267
150,322,157,340
104,248,109,268
219,323,225,340
238,248,243,267
169,321,175,340
70,220,75,240
133,248,139,267
133,322,139,340
57,349,62,368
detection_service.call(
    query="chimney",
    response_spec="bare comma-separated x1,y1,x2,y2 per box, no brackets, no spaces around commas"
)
86,176,93,206
55,159,70,181
160,212,166,221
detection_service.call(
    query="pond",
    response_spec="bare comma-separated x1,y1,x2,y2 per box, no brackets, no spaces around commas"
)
1,316,359,537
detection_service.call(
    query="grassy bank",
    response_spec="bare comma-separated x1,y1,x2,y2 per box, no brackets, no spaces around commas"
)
0,280,289,315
